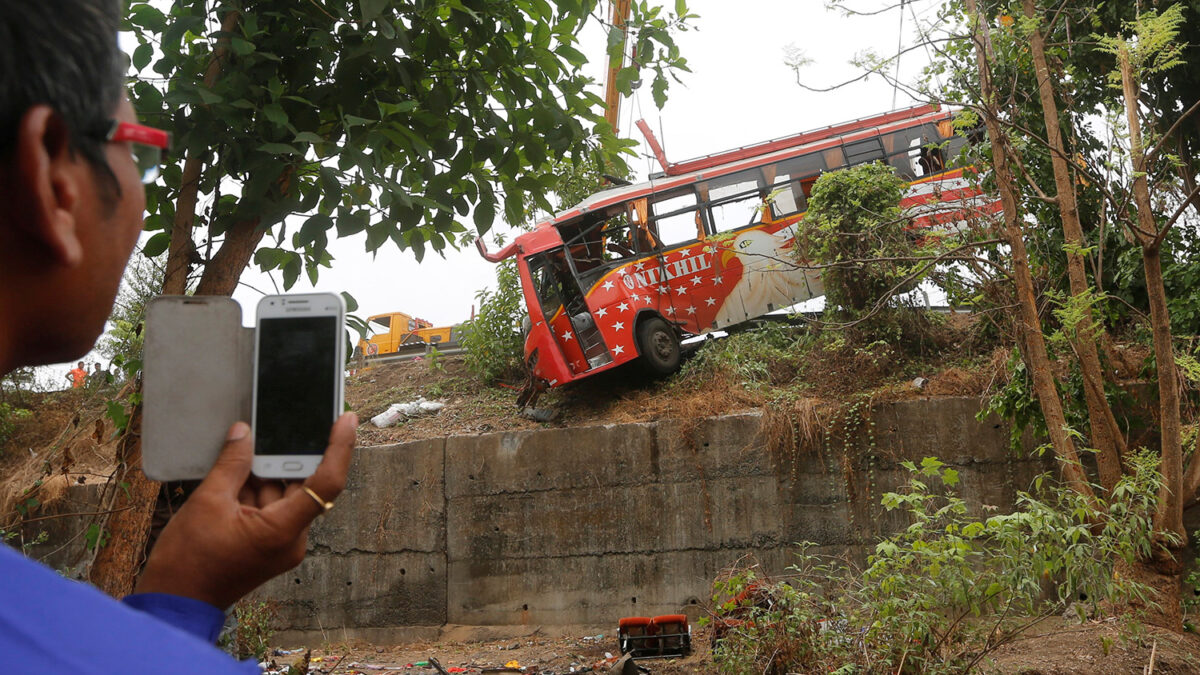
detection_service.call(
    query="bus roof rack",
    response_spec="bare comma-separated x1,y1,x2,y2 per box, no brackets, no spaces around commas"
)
638,103,942,178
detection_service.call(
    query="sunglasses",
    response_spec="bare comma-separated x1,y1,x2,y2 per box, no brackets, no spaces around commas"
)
97,120,171,184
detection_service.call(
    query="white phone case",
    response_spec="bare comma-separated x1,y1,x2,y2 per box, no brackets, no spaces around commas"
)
143,297,253,481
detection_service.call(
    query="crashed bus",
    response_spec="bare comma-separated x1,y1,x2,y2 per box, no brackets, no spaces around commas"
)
477,104,993,402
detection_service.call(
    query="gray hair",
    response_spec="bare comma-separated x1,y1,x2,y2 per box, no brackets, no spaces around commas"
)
0,0,125,170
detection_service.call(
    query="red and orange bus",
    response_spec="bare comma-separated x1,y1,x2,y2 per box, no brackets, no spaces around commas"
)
477,104,994,399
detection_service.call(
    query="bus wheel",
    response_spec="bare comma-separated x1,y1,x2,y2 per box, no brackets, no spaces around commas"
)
636,317,681,375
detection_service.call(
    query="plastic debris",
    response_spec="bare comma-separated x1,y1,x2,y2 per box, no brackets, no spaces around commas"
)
371,397,446,427
273,648,306,656
912,376,928,390
519,407,558,423
505,661,521,669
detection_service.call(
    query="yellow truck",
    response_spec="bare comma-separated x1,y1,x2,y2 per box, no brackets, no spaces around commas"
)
355,311,461,358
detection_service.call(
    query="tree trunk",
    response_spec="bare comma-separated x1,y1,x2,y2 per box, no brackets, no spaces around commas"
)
162,9,240,295
87,407,158,598
1118,47,1185,542
195,218,267,296
965,0,1095,502
92,9,243,600
1022,0,1125,492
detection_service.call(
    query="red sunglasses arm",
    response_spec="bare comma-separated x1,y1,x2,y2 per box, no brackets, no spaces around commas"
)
109,121,170,149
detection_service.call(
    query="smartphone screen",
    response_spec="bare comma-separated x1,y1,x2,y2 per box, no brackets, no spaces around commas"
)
255,315,338,456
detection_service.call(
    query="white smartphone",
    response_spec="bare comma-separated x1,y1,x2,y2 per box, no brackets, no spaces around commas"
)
251,292,346,479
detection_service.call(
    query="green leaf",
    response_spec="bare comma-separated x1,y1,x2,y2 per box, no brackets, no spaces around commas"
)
359,0,388,23
196,87,223,105
263,104,288,127
142,232,170,257
258,142,299,155
294,132,324,145
344,114,375,128
132,43,154,71
105,400,129,432
128,3,167,32
230,36,256,56
651,74,668,109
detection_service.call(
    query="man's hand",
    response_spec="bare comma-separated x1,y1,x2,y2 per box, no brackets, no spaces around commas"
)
133,413,357,609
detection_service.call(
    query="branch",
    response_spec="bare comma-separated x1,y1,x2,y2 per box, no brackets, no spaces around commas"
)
802,238,1003,331
20,506,133,524
1150,180,1200,249
1147,97,1200,164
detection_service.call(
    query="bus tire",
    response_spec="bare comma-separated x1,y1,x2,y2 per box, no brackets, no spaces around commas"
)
636,316,681,375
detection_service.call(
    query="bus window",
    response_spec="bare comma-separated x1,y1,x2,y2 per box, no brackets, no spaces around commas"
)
883,129,920,180
706,170,763,234
651,189,703,248
762,152,827,219
843,136,886,166
528,252,565,323
768,181,806,218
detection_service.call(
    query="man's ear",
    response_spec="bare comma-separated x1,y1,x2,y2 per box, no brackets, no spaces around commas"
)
16,105,85,267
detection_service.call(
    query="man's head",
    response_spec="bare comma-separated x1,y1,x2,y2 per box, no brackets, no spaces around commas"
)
0,0,146,373
94,363,102,371
79,361,86,369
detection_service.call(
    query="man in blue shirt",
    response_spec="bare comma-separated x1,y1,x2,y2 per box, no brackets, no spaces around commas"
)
0,1,357,671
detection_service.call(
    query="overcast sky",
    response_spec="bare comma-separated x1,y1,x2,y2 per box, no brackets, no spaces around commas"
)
48,0,946,384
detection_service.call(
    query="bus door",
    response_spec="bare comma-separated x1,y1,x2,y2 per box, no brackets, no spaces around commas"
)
562,205,671,365
527,250,606,375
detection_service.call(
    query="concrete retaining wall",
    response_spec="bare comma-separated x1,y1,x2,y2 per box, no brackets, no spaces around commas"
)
258,397,1052,638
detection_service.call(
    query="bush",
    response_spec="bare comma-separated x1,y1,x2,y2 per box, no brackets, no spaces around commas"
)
798,163,948,350
461,258,526,383
709,452,1167,674
220,599,278,660
0,402,32,449
676,323,802,387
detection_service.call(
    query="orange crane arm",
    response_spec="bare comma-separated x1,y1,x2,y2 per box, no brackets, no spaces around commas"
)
604,0,633,136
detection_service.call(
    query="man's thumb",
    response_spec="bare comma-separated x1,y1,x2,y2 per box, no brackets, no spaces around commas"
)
200,421,254,495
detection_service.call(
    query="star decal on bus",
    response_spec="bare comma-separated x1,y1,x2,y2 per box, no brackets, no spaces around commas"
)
675,286,687,295
691,276,702,285
617,302,629,312
678,248,689,257
686,306,696,314
713,275,723,284
561,330,573,341
602,280,614,291
596,307,608,317
612,321,626,331
634,261,645,270
665,306,675,315
705,297,716,306
612,345,625,355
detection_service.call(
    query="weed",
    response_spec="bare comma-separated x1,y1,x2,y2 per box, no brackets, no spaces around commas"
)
709,451,1168,674
0,402,32,449
220,599,278,660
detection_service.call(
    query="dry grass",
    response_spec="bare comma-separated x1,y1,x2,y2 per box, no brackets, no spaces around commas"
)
0,387,125,529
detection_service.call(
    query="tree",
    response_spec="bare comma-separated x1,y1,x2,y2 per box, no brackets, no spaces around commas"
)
92,0,695,598
123,0,694,296
813,0,1200,629
97,255,170,384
